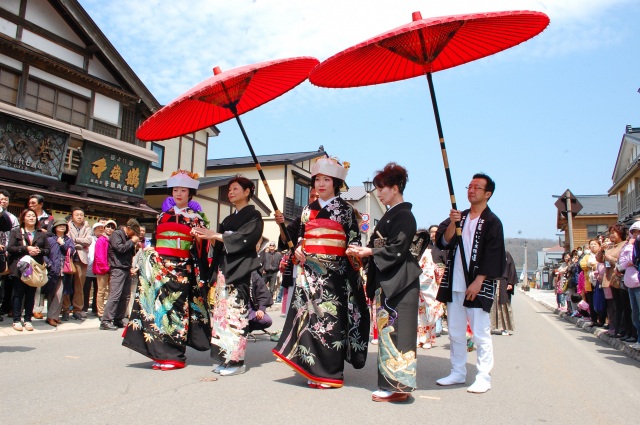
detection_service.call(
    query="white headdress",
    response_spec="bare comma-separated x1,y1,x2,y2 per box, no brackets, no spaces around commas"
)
167,170,200,190
311,157,349,181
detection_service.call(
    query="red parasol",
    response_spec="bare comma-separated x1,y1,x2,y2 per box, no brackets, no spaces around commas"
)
137,57,320,247
310,10,549,277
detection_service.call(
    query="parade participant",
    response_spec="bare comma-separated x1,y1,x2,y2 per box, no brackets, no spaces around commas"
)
490,251,517,335
44,219,75,327
6,208,50,331
247,270,273,333
274,188,319,311
347,162,420,402
273,157,368,389
417,246,445,349
123,170,211,370
435,173,505,394
193,176,263,377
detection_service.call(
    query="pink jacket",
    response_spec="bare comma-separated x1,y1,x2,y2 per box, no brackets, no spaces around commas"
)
617,241,639,289
93,235,110,275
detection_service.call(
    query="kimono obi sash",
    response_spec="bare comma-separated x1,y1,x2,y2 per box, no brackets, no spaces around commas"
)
155,221,193,258
303,218,346,256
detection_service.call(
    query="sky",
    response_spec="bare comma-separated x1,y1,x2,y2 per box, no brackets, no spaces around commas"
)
78,0,640,240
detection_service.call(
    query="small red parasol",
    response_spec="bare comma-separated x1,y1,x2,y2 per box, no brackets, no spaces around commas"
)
310,10,549,277
137,57,320,247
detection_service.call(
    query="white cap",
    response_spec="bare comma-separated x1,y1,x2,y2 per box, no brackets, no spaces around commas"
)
630,221,640,232
92,222,105,230
311,157,348,181
167,170,199,189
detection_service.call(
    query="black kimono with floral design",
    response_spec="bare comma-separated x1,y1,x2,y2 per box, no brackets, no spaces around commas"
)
122,207,211,367
273,197,369,387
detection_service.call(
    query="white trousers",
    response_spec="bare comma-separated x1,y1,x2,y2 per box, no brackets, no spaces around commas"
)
447,291,494,383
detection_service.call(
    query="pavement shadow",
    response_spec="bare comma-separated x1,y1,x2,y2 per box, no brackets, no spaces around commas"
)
0,345,35,353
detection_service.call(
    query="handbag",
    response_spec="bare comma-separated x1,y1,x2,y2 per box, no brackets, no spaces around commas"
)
18,228,48,287
63,249,76,274
18,255,48,288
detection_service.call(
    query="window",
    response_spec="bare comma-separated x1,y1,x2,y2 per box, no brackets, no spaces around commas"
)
586,224,608,239
25,79,88,127
294,180,310,208
0,67,20,106
150,143,165,170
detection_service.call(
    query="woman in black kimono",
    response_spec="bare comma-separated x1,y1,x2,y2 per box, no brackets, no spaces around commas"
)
193,176,263,376
347,162,421,403
273,157,369,389
123,170,211,370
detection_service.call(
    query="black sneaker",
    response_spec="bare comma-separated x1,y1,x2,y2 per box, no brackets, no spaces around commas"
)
100,321,117,331
61,312,70,322
113,320,125,328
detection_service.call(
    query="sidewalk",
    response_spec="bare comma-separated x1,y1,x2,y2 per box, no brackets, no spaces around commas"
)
522,287,640,362
0,304,287,338
0,314,101,337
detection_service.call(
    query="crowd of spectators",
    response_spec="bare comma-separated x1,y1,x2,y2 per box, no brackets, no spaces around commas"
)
553,222,640,349
0,190,145,331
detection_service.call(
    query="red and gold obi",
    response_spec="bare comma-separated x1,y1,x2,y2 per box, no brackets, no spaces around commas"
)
155,221,193,258
303,218,347,257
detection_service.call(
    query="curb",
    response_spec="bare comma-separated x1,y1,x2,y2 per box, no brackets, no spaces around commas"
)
521,289,640,362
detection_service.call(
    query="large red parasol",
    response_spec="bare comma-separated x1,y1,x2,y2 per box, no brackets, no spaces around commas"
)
137,57,320,247
310,10,549,277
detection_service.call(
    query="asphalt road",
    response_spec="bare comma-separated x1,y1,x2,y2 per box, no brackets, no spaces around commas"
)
1,293,638,425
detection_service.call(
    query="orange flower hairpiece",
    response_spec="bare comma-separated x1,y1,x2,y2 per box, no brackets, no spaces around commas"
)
170,169,200,180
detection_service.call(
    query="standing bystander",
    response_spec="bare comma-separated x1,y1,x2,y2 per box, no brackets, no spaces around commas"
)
101,219,139,330
260,241,282,299
64,207,92,320
0,190,19,320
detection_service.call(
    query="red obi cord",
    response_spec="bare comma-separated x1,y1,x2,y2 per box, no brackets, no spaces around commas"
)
303,218,347,256
155,221,192,258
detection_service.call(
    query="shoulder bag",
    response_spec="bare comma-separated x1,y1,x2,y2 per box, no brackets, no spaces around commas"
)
18,229,48,288
63,248,76,274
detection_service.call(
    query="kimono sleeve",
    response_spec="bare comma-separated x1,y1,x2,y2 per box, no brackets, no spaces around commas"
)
222,215,264,256
371,210,416,274
345,205,361,247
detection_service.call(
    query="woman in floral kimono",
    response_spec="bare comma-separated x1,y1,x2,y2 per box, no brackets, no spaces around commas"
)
417,247,445,348
193,176,263,376
348,162,421,403
273,157,369,389
123,170,211,371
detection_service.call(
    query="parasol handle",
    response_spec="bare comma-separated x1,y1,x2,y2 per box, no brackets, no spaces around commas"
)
425,71,469,281
231,112,294,249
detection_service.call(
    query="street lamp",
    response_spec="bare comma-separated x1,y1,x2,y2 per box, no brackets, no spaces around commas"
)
363,179,374,245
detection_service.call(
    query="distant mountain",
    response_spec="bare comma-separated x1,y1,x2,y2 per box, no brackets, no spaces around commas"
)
505,238,557,270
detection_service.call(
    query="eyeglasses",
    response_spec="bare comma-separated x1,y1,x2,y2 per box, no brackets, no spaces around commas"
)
466,185,486,192
106,225,116,229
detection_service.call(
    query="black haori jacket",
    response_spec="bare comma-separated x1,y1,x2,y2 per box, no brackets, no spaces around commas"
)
366,202,422,300
435,206,505,313
211,205,264,285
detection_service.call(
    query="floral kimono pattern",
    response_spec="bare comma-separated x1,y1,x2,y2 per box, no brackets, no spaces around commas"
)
273,197,369,387
122,208,211,367
417,249,444,347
